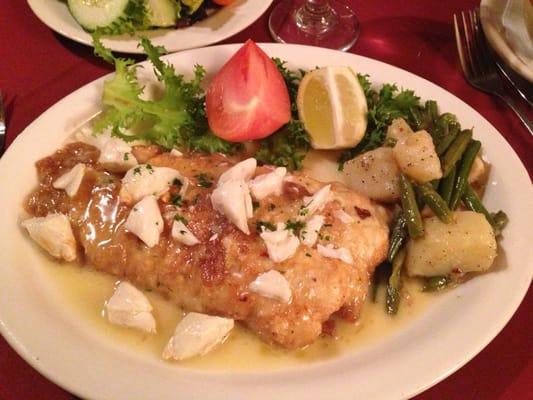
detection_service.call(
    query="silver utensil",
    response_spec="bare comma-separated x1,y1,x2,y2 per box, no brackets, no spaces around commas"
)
0,91,5,156
495,61,533,107
453,9,533,135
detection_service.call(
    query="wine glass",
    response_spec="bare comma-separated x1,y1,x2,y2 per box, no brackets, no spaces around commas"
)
269,0,360,51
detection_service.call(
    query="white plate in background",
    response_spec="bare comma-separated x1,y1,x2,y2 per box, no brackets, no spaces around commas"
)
27,0,273,54
480,0,533,82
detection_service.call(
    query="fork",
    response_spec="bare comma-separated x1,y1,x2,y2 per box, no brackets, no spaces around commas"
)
0,91,5,156
453,9,533,135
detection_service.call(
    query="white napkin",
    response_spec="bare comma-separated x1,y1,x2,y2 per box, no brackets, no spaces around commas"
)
501,0,533,69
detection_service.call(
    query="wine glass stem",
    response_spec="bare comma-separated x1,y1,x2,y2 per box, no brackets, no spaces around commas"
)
296,0,337,34
305,0,330,13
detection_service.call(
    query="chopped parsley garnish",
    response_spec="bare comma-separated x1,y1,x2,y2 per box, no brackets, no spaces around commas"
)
123,153,129,161
133,167,142,175
146,164,154,173
285,220,306,235
252,201,260,211
172,178,182,187
256,221,276,232
174,214,188,224
195,173,213,188
298,206,309,216
255,59,311,171
171,195,183,206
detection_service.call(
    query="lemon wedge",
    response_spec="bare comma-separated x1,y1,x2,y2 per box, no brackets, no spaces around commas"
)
296,66,368,149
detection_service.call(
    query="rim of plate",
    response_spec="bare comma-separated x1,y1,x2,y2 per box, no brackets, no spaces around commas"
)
26,0,274,53
0,43,531,400
480,0,533,83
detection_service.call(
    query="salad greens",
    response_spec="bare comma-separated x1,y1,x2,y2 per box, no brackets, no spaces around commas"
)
255,59,310,170
338,76,421,169
96,0,149,35
92,39,311,170
93,35,238,154
85,0,210,36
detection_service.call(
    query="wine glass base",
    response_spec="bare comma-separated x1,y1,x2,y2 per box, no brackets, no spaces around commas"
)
269,0,360,51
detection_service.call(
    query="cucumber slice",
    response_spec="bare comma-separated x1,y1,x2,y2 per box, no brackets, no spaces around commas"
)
145,0,177,27
67,0,132,31
182,0,204,14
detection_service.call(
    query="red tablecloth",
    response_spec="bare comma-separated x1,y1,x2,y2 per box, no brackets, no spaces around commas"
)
0,1,531,399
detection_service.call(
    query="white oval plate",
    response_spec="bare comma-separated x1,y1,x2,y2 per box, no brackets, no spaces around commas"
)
480,0,533,82
26,0,273,54
0,44,531,400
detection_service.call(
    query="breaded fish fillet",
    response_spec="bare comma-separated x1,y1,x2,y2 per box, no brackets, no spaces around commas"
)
25,143,389,349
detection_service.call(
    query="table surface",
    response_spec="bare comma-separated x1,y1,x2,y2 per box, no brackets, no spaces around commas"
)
0,1,531,399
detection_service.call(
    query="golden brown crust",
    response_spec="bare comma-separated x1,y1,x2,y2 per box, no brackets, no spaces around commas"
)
25,143,389,349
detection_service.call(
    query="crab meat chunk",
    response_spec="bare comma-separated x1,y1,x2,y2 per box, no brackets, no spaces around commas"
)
124,196,163,248
162,313,234,361
172,220,200,246
302,184,331,217
53,163,86,197
300,215,325,247
76,128,137,172
317,244,354,265
249,270,292,303
217,158,257,185
120,164,188,204
211,179,253,234
105,282,156,333
260,226,300,263
21,213,77,261
249,167,287,200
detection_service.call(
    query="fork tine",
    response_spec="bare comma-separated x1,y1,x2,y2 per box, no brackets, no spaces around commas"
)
453,13,470,78
465,10,484,79
473,9,494,77
469,9,487,77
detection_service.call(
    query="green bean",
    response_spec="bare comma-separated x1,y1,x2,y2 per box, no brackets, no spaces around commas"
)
409,107,423,130
432,113,458,148
449,140,481,210
417,183,453,223
386,249,406,315
387,213,407,262
462,186,509,236
437,112,458,126
462,185,496,226
441,129,472,177
423,276,451,292
435,122,460,155
399,174,425,239
438,165,456,206
425,100,439,123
